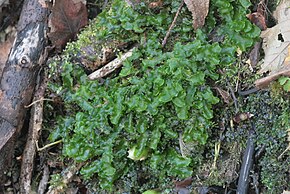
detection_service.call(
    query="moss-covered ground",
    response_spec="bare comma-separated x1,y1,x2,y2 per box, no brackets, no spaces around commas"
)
43,0,289,193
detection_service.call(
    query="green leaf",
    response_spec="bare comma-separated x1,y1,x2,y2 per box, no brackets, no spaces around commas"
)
202,102,213,119
142,190,160,194
283,80,290,91
239,0,251,8
150,129,161,150
150,153,162,169
173,92,186,108
279,76,289,85
176,106,189,120
191,72,205,84
158,91,172,103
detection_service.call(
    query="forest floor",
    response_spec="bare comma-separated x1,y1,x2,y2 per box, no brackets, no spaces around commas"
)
0,0,289,194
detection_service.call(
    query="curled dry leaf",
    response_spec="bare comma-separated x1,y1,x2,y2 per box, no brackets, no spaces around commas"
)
247,12,267,31
174,177,193,188
249,41,262,68
255,0,290,88
48,0,88,50
184,0,209,30
214,87,231,104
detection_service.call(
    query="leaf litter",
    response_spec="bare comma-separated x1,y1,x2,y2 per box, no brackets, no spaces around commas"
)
48,0,88,50
184,0,210,30
255,0,290,88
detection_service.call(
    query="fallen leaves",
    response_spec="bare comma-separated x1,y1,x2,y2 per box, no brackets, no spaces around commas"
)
184,0,210,30
255,0,290,88
48,0,88,50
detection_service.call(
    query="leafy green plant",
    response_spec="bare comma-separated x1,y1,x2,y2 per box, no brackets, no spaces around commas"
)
48,0,260,192
278,76,290,92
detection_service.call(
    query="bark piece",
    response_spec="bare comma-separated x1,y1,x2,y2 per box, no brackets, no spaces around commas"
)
20,73,47,194
0,0,47,183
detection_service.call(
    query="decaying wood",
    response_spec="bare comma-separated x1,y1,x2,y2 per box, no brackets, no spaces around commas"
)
38,164,50,194
88,47,135,80
20,72,47,194
0,0,47,183
255,68,290,88
47,162,85,194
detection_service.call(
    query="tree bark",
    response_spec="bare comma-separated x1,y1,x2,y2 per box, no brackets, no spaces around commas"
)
0,0,47,183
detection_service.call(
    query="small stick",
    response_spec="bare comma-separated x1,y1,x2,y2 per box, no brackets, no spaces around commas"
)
162,0,184,47
36,139,63,151
38,165,50,194
25,98,54,108
88,47,135,80
20,72,47,194
46,162,86,194
227,82,239,113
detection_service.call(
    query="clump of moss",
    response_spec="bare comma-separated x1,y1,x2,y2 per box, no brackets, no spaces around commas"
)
47,0,261,192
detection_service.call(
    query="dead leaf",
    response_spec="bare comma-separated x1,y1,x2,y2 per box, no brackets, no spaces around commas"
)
282,190,290,194
174,177,193,188
48,0,88,50
184,0,209,30
255,0,290,88
249,41,262,67
247,12,267,31
214,87,231,104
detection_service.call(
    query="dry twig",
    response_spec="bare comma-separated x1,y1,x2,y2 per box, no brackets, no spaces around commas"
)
88,47,136,80
20,72,48,194
162,0,184,47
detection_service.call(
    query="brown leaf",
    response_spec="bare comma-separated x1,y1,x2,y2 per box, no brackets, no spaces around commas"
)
247,12,267,31
184,0,209,30
48,0,88,50
255,0,290,88
249,41,261,67
214,87,231,104
174,177,193,188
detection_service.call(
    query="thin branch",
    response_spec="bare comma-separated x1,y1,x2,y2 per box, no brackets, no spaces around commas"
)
88,47,136,80
36,140,63,151
24,98,54,108
162,0,184,47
